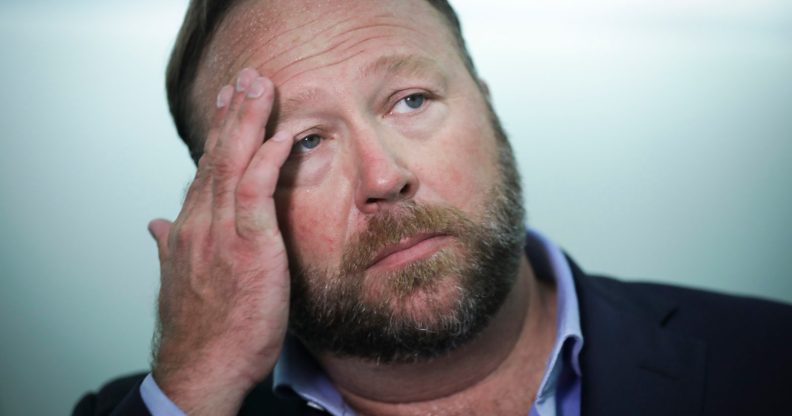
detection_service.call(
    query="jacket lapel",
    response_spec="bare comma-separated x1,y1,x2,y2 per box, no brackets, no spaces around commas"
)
571,259,707,416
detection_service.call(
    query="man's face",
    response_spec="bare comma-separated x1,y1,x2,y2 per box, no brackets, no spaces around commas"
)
194,0,525,362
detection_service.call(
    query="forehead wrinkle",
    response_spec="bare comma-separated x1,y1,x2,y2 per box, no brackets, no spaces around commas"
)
277,47,370,87
267,18,420,82
210,6,357,87
271,32,397,84
220,23,319,89
274,48,369,122
269,32,359,82
225,14,326,81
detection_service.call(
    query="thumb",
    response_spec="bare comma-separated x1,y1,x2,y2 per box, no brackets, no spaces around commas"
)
147,218,173,261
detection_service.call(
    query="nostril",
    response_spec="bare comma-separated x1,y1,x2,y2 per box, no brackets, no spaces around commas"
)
399,182,411,196
364,183,412,205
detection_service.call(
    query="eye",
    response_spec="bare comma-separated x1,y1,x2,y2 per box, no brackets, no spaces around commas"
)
392,93,427,114
291,134,323,154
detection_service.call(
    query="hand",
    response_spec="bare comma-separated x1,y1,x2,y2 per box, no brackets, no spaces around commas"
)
147,68,293,415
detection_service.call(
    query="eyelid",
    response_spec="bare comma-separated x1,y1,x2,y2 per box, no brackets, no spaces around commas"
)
287,131,326,159
387,90,433,115
291,125,326,145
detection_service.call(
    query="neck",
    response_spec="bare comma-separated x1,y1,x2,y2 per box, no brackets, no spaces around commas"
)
314,255,557,412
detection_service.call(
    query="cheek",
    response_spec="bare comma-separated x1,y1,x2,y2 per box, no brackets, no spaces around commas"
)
275,182,351,269
417,119,500,212
278,141,335,188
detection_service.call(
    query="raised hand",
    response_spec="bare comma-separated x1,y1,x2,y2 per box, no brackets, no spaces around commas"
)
147,68,293,415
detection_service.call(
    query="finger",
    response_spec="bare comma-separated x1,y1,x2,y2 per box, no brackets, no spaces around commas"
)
211,70,276,223
148,218,173,261
212,69,274,195
204,84,235,156
235,131,293,240
177,84,236,227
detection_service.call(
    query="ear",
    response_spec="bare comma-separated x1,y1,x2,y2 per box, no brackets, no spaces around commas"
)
477,78,491,98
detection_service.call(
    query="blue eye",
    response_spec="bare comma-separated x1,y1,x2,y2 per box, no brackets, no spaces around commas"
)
392,93,427,114
292,134,322,154
404,94,425,109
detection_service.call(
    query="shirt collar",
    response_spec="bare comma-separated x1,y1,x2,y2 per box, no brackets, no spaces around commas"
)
273,229,584,415
525,229,584,415
273,336,352,415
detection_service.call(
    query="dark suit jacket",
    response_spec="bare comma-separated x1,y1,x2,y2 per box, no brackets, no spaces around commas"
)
74,258,792,415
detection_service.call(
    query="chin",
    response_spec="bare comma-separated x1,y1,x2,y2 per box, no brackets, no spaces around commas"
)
361,246,467,315
382,272,466,327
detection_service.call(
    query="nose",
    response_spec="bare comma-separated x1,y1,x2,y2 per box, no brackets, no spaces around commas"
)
353,129,418,213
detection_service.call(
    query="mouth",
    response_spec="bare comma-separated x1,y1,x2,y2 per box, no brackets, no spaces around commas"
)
367,233,451,272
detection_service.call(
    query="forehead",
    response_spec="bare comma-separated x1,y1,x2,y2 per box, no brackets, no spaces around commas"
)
192,0,461,117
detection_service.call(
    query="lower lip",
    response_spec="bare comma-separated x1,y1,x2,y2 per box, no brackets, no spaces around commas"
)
368,236,451,272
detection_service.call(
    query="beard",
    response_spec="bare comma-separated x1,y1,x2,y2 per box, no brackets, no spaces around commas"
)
288,113,525,364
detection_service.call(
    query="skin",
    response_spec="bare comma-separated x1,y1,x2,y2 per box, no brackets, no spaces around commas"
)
148,1,558,414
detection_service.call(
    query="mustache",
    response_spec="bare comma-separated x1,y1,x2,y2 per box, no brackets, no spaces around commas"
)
340,202,475,275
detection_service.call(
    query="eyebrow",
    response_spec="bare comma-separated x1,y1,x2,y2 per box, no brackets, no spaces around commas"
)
277,55,443,122
358,54,442,80
279,87,324,123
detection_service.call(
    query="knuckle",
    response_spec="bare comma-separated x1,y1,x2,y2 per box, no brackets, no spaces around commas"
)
235,212,259,236
172,224,194,247
236,179,261,205
209,155,236,178
208,135,241,173
213,186,236,207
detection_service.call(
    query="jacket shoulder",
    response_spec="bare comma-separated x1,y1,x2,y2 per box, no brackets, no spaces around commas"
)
576,271,792,415
584,273,792,338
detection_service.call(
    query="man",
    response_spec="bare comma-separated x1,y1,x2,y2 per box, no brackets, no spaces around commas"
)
74,1,792,415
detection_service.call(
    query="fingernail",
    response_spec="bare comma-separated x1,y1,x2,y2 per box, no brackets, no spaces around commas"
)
271,131,289,142
247,77,268,99
216,85,234,108
236,68,256,92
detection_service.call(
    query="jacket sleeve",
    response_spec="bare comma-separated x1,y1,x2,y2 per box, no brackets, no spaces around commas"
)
72,373,151,416
74,372,310,415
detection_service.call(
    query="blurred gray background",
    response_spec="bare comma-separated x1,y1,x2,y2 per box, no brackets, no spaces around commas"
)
1,0,790,414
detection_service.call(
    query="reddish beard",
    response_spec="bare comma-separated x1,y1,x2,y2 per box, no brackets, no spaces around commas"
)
288,185,524,363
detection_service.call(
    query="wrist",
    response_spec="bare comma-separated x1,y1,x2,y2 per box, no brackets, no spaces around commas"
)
152,345,259,415
152,366,251,416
